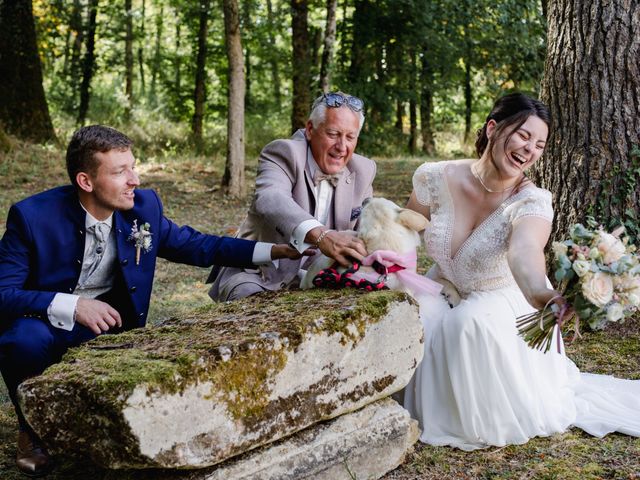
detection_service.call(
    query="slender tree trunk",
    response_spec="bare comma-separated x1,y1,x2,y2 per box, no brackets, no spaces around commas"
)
68,0,84,109
265,0,282,108
310,26,322,88
420,55,435,155
0,0,55,142
77,0,99,126
534,0,640,240
290,0,311,132
175,20,181,94
124,0,134,116
222,0,246,198
191,0,210,153
150,6,163,100
137,0,146,96
241,0,251,109
408,50,418,154
395,100,403,131
319,0,337,93
463,27,472,143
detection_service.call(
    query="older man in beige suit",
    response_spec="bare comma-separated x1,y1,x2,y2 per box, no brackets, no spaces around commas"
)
208,92,376,301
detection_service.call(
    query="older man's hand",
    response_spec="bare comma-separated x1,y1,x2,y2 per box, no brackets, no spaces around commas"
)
310,228,367,267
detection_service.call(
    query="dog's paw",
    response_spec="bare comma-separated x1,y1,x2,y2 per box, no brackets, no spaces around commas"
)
441,283,461,308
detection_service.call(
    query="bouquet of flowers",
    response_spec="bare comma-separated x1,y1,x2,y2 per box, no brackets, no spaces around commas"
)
517,220,640,353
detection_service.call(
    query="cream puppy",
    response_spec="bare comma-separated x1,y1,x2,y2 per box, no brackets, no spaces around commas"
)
302,198,439,294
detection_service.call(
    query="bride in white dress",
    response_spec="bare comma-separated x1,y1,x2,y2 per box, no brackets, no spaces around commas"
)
403,93,640,451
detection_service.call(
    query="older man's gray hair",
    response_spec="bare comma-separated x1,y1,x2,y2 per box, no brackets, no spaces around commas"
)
309,92,365,133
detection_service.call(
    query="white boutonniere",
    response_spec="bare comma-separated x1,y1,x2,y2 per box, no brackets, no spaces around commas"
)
128,220,152,265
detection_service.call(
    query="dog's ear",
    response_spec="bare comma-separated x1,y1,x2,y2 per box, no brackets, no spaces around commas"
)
397,209,429,231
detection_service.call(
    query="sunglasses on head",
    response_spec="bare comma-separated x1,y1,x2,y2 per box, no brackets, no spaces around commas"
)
313,92,365,113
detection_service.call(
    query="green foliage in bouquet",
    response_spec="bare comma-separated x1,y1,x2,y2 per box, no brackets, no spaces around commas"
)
518,220,640,352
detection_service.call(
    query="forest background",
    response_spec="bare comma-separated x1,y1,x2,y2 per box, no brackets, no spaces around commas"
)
0,0,639,478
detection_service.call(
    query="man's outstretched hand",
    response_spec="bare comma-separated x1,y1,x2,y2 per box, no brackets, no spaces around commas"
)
271,244,315,260
308,227,368,267
75,298,122,335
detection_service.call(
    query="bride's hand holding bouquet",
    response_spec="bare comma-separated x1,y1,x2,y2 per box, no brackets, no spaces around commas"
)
517,220,640,352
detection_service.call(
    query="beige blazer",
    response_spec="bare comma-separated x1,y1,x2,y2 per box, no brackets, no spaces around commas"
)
208,129,376,300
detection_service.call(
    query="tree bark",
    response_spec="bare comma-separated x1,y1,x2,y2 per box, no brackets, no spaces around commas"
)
124,0,134,115
68,0,84,107
150,5,163,100
241,0,251,109
535,0,640,241
408,50,418,155
420,55,436,156
137,0,146,96
0,0,55,142
191,0,210,153
265,0,282,108
319,0,338,93
290,0,311,133
175,20,181,94
222,0,246,198
77,0,99,126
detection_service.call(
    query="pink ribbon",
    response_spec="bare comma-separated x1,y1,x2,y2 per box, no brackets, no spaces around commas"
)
356,250,443,297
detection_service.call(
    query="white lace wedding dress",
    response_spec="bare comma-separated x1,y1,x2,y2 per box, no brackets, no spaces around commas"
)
404,160,640,450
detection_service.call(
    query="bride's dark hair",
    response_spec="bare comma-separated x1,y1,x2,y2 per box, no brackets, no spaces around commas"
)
475,93,551,158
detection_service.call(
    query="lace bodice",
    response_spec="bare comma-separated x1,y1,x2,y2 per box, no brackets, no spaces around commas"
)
413,160,553,296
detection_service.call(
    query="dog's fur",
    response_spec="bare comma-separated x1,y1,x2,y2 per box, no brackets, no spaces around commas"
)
301,197,428,291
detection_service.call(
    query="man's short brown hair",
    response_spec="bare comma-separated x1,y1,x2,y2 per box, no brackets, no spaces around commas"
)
66,125,133,187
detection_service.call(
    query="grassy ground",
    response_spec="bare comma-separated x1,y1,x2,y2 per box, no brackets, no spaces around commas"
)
0,141,638,479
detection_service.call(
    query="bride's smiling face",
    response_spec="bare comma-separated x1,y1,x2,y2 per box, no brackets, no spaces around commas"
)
488,115,548,177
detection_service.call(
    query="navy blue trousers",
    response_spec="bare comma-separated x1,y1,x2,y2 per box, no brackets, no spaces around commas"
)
0,317,96,432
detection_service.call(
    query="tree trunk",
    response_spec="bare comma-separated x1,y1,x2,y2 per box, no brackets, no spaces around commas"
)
535,0,640,242
319,0,338,93
241,0,251,109
175,20,181,94
150,5,163,100
420,55,436,156
408,50,418,155
191,0,210,153
222,0,246,198
137,0,146,96
265,0,282,108
395,100,403,131
124,0,134,116
0,0,55,142
68,0,84,110
77,0,99,126
463,35,472,143
290,0,311,133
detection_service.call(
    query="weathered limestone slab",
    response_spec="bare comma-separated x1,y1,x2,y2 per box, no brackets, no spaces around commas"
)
18,290,423,470
107,398,419,480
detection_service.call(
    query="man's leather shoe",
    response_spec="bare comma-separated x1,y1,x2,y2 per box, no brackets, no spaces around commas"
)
16,431,52,477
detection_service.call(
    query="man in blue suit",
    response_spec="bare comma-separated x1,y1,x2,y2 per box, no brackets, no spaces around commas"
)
0,125,307,476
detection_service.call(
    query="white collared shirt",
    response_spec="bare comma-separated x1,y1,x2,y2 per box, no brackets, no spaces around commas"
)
290,148,338,253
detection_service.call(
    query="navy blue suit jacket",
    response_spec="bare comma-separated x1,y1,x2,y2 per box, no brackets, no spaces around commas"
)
0,186,256,329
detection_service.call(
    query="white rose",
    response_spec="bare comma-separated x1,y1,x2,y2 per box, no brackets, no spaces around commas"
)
598,232,626,264
572,260,591,277
627,293,640,307
581,272,614,307
552,242,568,258
606,303,624,322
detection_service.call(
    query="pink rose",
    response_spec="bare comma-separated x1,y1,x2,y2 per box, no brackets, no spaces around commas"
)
597,231,626,264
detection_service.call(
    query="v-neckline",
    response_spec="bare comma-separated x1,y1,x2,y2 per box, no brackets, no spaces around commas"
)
442,164,528,262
